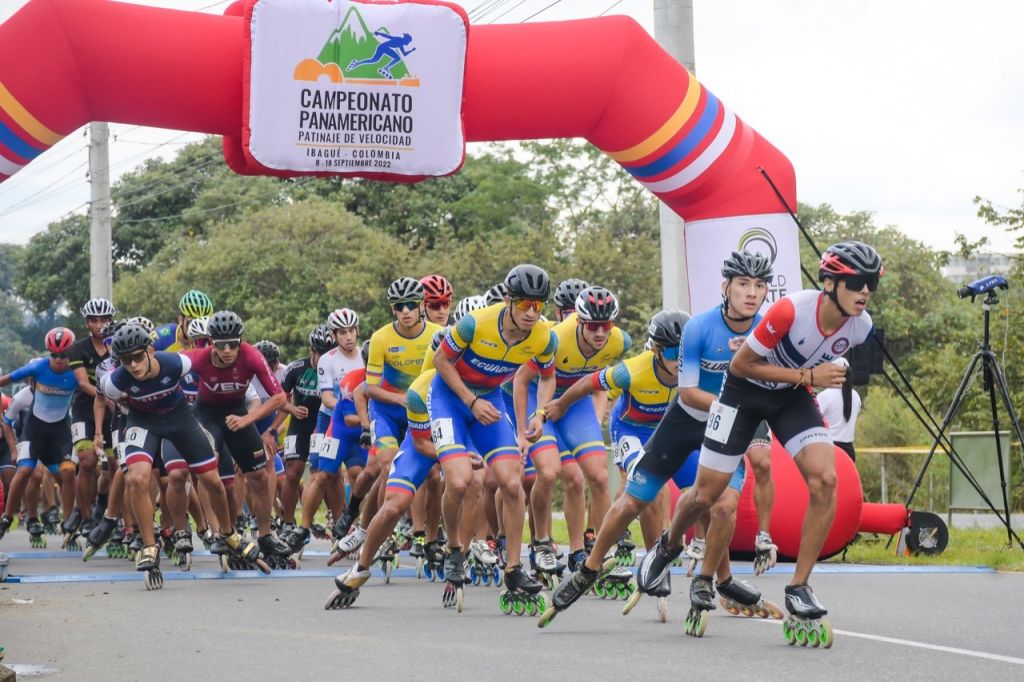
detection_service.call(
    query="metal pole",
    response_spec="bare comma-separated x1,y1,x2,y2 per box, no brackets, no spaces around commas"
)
88,122,113,300
653,0,695,312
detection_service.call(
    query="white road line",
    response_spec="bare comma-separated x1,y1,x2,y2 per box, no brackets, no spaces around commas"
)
750,618,1024,665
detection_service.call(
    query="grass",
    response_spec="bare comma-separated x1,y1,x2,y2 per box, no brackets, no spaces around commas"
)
534,519,1024,571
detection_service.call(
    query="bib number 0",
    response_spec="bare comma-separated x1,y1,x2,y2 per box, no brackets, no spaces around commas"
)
704,401,738,445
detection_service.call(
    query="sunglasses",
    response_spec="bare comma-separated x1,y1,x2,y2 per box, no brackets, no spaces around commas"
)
842,275,879,293
512,299,544,313
213,339,241,351
120,350,147,365
50,352,69,360
426,300,451,311
393,301,420,313
659,345,679,361
86,316,113,324
193,338,212,349
583,321,614,332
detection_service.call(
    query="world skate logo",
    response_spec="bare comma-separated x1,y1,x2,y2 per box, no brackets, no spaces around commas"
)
831,338,850,354
294,5,421,87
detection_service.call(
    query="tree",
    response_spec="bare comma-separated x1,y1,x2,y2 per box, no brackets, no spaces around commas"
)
14,213,90,315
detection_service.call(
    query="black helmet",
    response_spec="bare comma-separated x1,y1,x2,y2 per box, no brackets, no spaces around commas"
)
101,318,127,340
553,278,591,309
387,277,425,305
819,241,884,280
254,340,280,367
575,286,619,322
81,298,115,318
504,264,551,300
647,309,690,349
484,283,508,306
360,339,370,366
309,324,335,354
207,311,244,340
722,250,774,282
111,323,152,358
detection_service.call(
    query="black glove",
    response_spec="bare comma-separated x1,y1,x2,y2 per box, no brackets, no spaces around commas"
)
359,428,372,449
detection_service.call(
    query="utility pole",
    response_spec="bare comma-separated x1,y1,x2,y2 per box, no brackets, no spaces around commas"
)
88,122,113,300
653,0,695,312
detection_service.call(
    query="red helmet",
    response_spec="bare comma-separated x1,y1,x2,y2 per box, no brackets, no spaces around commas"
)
420,275,453,303
45,327,76,354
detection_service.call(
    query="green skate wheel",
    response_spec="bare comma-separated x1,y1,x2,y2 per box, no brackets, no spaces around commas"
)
499,593,512,615
783,621,796,645
526,599,537,616
820,621,834,649
616,583,628,599
595,583,606,599
535,595,546,612
693,610,708,637
795,625,808,647
537,606,557,628
808,627,820,648
513,598,525,616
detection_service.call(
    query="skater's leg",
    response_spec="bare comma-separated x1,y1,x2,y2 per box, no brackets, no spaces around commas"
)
2,465,32,519
358,488,412,569
529,445,560,542
163,469,191,530
410,482,428,533
76,447,98,522
791,443,836,586
482,469,499,537
126,462,157,546
281,460,304,524
424,469,443,541
491,458,527,567
748,443,774,532
439,457,472,549
703,488,739,582
299,471,326,529
245,468,273,536
583,491,646,572
325,469,344,520
667,465,734,549
559,461,586,552
578,454,610,535
638,490,664,550
458,469,484,546
57,464,76,521
196,469,234,532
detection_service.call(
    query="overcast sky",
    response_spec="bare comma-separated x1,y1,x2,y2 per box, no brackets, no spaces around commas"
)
1,0,1021,253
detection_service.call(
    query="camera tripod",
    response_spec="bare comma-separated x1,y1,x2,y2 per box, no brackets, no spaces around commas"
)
905,289,1024,549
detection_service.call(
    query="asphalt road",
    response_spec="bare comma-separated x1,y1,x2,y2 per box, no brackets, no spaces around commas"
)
1,533,1023,682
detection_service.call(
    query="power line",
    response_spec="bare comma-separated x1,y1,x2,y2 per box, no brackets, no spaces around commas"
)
599,0,626,16
491,0,532,23
521,0,564,23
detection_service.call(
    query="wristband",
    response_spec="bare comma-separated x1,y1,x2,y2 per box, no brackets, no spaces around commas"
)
469,397,479,410
794,368,807,389
809,368,814,387
268,428,278,437
536,407,548,423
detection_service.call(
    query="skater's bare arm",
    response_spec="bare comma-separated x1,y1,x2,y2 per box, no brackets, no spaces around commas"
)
2,421,16,456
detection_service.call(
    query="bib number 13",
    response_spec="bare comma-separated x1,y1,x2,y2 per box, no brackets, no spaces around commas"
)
704,401,738,445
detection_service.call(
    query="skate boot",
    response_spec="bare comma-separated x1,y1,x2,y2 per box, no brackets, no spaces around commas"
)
537,557,618,627
614,530,636,567
158,527,177,563
61,508,83,550
310,523,330,541
583,528,596,555
717,575,784,620
258,533,297,570
324,564,371,610
410,534,427,577
683,575,716,638
782,584,832,648
80,515,97,538
493,534,507,568
328,524,366,566
196,526,215,551
281,525,310,556
106,522,127,559
173,529,194,571
566,548,589,574
395,515,413,550
442,547,466,612
332,508,355,541
422,539,445,582
374,535,400,584
531,540,563,591
126,526,143,561
218,532,271,574
41,506,61,534
0,515,12,541
499,564,545,617
136,544,164,591
83,516,118,561
753,530,779,575
593,565,636,601
623,530,681,620
684,536,706,577
468,538,501,587
27,517,47,548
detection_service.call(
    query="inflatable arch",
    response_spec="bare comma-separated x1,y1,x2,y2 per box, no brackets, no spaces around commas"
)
0,0,912,556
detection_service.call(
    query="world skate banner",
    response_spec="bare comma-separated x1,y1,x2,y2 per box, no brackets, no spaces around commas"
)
684,213,800,313
245,0,468,177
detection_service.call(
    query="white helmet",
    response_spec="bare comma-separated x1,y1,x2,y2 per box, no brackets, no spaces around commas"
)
453,295,486,324
188,316,210,339
81,298,115,318
327,308,359,330
125,316,155,335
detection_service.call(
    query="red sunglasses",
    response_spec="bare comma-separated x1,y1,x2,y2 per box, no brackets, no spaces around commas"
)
583,321,613,332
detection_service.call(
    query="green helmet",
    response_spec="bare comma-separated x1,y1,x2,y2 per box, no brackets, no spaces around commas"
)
179,289,213,318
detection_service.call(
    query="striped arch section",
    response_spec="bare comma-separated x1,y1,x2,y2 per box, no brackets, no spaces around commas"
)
605,70,738,197
0,81,63,180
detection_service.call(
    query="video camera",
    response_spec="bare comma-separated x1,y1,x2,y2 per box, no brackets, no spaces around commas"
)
957,275,1009,301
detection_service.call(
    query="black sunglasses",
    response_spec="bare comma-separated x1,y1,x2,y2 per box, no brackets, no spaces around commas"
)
213,339,241,351
50,352,69,360
842,275,879,293
393,301,420,313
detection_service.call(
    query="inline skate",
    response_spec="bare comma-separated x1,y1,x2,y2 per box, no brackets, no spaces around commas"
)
718,575,783,620
623,530,680,621
136,544,163,591
683,575,716,638
753,530,778,575
442,547,466,613
324,564,370,609
537,557,617,628
499,564,545,617
782,584,833,648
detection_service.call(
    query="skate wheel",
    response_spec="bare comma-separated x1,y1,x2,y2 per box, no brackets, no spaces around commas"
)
537,606,557,628
324,589,342,610
657,597,668,623
535,595,546,613
694,610,708,637
796,625,808,647
326,552,343,567
384,560,393,584
819,620,834,649
493,567,502,587
220,555,229,573
416,559,424,579
182,553,192,572
512,598,525,616
763,600,784,620
499,593,512,615
455,587,464,614
82,546,96,562
740,606,755,617
720,597,739,615
808,627,821,648
783,620,796,645
254,558,271,574
622,589,641,615
617,583,629,600
686,559,697,578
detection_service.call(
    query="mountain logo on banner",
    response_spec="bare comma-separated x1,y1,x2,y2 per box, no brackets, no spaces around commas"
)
293,5,421,87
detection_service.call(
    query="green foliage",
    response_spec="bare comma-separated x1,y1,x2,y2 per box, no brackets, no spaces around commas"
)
975,188,1024,250
14,213,91,314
